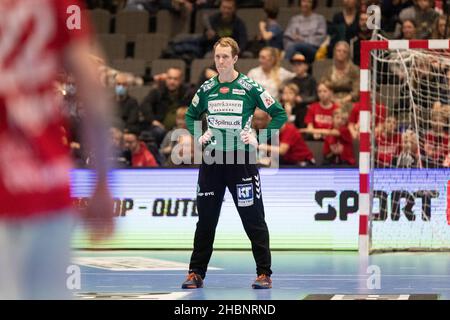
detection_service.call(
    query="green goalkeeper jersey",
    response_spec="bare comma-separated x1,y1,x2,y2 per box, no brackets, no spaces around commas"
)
185,73,287,151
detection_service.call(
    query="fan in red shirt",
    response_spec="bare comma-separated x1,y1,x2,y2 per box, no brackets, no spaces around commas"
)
422,112,449,168
123,129,158,167
303,81,339,140
307,109,355,166
259,122,315,166
0,0,114,299
280,122,315,165
348,100,387,140
375,116,402,167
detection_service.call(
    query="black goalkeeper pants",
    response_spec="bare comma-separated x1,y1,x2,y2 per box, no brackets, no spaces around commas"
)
189,151,272,279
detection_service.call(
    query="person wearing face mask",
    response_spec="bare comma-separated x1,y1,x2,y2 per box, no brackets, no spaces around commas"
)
61,74,86,166
115,73,140,130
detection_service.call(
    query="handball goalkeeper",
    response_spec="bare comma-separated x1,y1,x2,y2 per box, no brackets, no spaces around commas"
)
181,37,287,289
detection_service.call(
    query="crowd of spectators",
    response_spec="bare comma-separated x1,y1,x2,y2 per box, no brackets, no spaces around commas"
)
65,0,450,168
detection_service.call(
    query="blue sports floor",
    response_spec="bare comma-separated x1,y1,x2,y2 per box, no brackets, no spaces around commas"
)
73,250,450,300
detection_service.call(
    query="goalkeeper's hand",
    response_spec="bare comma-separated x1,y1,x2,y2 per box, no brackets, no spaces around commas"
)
240,130,258,147
198,129,213,145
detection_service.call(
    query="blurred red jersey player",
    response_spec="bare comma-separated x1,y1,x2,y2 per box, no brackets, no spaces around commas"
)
0,0,115,299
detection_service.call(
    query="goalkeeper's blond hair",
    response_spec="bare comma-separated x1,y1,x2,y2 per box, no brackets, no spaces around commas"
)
214,37,240,57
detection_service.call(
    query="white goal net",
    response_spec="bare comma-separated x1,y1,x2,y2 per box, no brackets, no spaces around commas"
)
368,39,450,252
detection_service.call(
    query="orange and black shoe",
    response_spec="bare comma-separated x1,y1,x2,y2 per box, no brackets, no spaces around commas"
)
252,274,272,289
181,272,204,289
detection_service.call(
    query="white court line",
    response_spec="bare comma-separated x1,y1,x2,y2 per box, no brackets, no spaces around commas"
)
261,279,360,281
83,274,363,281
217,273,450,277
81,273,356,276
431,288,450,290
81,272,450,279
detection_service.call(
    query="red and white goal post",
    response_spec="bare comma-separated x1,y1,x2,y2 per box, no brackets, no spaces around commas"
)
359,39,450,254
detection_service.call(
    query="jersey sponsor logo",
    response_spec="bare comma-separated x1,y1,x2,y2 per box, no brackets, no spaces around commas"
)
241,75,264,92
237,79,253,91
208,100,243,114
315,114,333,126
219,87,230,94
198,191,215,197
237,183,254,207
191,94,199,107
207,115,242,129
202,79,215,92
260,91,275,109
232,89,246,95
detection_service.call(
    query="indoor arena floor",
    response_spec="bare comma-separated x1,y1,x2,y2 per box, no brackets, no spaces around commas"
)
73,251,450,300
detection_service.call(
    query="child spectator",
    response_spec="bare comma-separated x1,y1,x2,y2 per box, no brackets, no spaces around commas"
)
395,129,420,168
441,139,450,168
280,83,308,129
423,111,449,167
258,121,315,167
321,109,356,166
110,126,132,167
160,106,190,164
303,81,340,140
165,134,195,167
375,116,402,167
